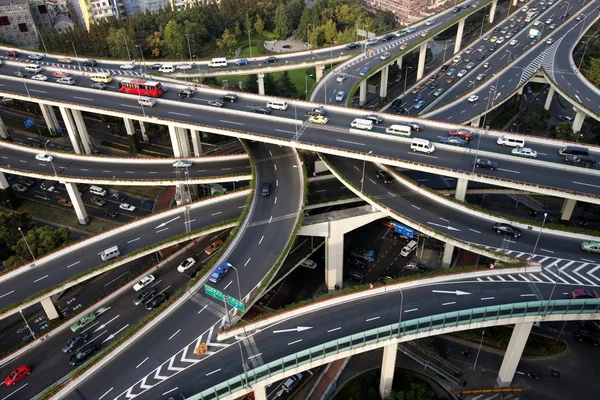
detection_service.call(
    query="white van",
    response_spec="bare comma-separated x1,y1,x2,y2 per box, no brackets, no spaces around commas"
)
400,240,418,257
24,64,42,73
138,97,156,107
90,72,112,83
350,118,374,131
100,246,120,261
410,138,435,154
89,185,107,196
266,100,288,110
208,57,228,68
386,124,412,137
158,65,174,73
497,134,525,148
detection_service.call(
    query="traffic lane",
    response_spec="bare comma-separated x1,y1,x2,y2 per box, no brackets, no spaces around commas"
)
307,177,352,204
0,195,245,310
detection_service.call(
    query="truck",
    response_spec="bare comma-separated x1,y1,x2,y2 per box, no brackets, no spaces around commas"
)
528,28,540,39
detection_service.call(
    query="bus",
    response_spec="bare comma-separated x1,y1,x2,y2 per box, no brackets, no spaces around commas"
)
525,11,538,22
90,72,112,83
118,78,164,97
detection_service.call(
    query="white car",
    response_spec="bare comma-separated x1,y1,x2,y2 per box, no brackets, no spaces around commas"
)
177,257,196,273
549,23,556,29
336,73,349,82
483,62,490,68
496,37,505,44
457,69,467,78
425,19,435,26
379,52,391,60
511,147,538,158
476,73,486,81
546,18,553,24
546,38,554,45
335,91,345,102
176,63,192,70
133,274,155,292
464,48,473,54
120,63,135,70
509,39,518,46
172,160,193,168
28,54,43,60
467,95,479,103
35,153,53,162
31,74,48,81
119,203,136,212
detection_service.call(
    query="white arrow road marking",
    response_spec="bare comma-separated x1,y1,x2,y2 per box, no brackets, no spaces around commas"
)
138,377,153,390
432,290,471,296
273,326,313,334
102,324,129,343
427,222,460,231
94,315,119,332
155,216,180,229
153,366,169,381
168,356,185,372
123,387,136,399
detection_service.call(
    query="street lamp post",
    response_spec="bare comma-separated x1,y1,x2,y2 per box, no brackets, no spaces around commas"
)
305,73,313,100
20,310,35,340
529,212,548,262
512,121,523,132
121,33,131,61
307,24,311,48
360,150,373,192
135,45,146,74
578,41,589,70
66,40,80,68
44,140,57,176
473,330,484,370
480,14,488,38
442,39,451,62
505,49,512,65
230,265,249,387
18,226,36,261
38,32,48,54
403,66,413,95
247,29,253,58
397,288,404,337
18,66,31,97
185,33,192,62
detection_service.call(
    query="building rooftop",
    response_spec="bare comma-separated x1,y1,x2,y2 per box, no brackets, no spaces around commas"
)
0,0,28,6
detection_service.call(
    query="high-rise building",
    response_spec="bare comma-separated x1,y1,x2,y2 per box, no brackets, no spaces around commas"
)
78,0,125,30
0,0,41,48
370,0,442,24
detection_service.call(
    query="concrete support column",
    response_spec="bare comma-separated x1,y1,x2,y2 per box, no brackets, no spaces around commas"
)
489,0,498,23
40,103,59,135
65,182,89,225
396,56,403,71
497,322,533,387
544,87,555,111
417,41,428,80
573,108,586,133
315,64,325,82
58,106,82,154
177,127,191,157
359,80,367,106
168,125,183,158
512,0,517,5
41,296,59,320
0,172,9,189
139,121,149,143
379,343,398,398
561,198,577,221
470,116,481,127
455,178,468,201
454,19,466,54
442,243,455,268
253,383,267,400
325,223,344,291
380,65,389,98
517,86,524,95
71,109,92,155
123,117,135,136
0,117,8,139
257,73,265,95
191,130,203,156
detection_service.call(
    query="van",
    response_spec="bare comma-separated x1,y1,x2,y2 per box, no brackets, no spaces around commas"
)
158,65,174,73
386,124,412,137
100,246,120,261
138,97,156,107
410,138,435,154
496,134,525,148
400,240,418,257
282,374,303,392
40,180,56,192
208,58,228,68
24,64,42,73
89,185,107,196
90,72,112,83
350,118,374,131
266,99,288,110
559,145,589,157
57,77,75,85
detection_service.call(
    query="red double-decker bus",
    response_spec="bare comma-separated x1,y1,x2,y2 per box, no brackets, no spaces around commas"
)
118,78,164,97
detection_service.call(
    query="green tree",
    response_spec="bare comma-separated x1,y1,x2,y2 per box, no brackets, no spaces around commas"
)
550,121,575,140
584,57,600,87
164,20,185,58
388,383,435,400
4,226,70,269
234,22,242,39
287,0,305,31
146,31,163,57
106,27,134,60
278,71,298,98
0,212,33,247
323,19,338,44
264,73,277,95
274,3,290,39
216,28,237,55
254,14,265,39
245,74,259,93
522,103,548,132
243,13,254,36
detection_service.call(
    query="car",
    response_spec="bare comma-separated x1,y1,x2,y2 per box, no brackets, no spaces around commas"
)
307,106,326,116
344,43,360,50
58,57,73,64
530,39,537,46
546,38,554,45
204,239,224,255
309,115,329,124
57,77,75,85
549,23,556,29
359,67,371,76
380,52,391,60
335,91,345,102
474,158,498,170
4,365,31,386
336,73,349,82
440,65,449,73
505,32,513,39
172,160,193,168
14,71,26,78
511,147,538,158
411,86,423,94
463,56,472,63
177,88,195,98
133,288,156,306
376,169,394,183
364,38,379,46
110,192,127,202
490,36,498,43
581,241,600,253
300,259,317,269
18,177,34,187
12,183,27,192
414,100,426,109
413,93,423,102
207,99,225,107
35,153,53,162
361,114,383,124
407,122,423,131
29,54,44,60
496,37,505,44
62,333,89,353
441,137,467,146
477,45,487,53
82,59,97,66
569,288,600,299
545,18,553,24
489,44,499,51
465,62,475,70
464,47,473,54
209,262,233,283
261,182,271,196
476,73,486,81
145,293,168,311
120,63,135,70
575,329,600,346
30,74,48,81
6,50,19,57
467,95,479,102
177,257,196,273
90,196,106,207
381,34,395,42
433,88,444,97
576,14,584,21
58,198,72,207
251,106,271,115
564,155,596,168
404,260,426,272
446,77,456,84
482,35,491,41
509,39,518,46
346,258,365,268
177,63,193,70
493,223,521,237
220,93,239,103
70,313,97,332
483,62,490,68
147,63,162,70
91,82,106,90
140,200,154,210
264,56,277,63
52,71,69,78
391,99,403,110
119,203,136,212
452,6,461,12
457,69,467,78
69,343,99,366
103,210,119,219
395,30,407,37
425,19,435,25
133,274,156,292
446,68,456,76
235,58,248,66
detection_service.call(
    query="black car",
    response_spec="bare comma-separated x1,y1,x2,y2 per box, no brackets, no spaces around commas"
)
146,292,168,311
14,71,26,78
361,114,383,124
251,106,271,115
575,329,600,346
346,258,365,268
82,59,97,67
346,269,365,283
440,65,449,73
177,88,195,98
392,232,410,240
344,43,360,50
207,100,225,107
565,155,596,168
140,200,154,210
134,288,156,306
452,6,460,12
148,63,162,70
404,260,426,272
76,183,90,191
91,83,106,90
18,177,35,187
307,106,326,116
474,158,498,170
376,169,394,184
391,99,403,110
103,210,119,219
493,223,522,238
282,44,292,49
381,34,395,42
69,343,99,366
62,333,89,353
110,192,127,202
264,56,277,63
261,182,271,196
220,93,239,102
407,122,424,131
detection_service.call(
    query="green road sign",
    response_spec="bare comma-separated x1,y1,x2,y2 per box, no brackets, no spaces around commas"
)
204,285,224,302
227,296,245,312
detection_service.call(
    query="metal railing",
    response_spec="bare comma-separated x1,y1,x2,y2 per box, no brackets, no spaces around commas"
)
189,299,600,400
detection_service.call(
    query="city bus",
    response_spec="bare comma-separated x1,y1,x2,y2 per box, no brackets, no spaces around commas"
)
118,78,164,97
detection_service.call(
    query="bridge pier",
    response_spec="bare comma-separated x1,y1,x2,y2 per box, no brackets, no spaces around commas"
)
455,178,468,201
65,182,89,225
489,0,498,23
359,80,367,106
396,56,403,71
252,383,267,400
379,343,398,398
470,116,481,127
40,103,59,135
257,73,265,95
315,64,325,82
168,126,191,157
124,117,136,137
325,222,345,291
191,130,203,156
41,296,59,320
572,108,586,133
380,65,389,99
139,121,149,142
59,106,83,154
497,322,533,387
0,117,8,139
71,109,92,155
454,18,466,54
442,243,454,268
517,86,524,95
0,172,9,189
544,87,555,111
561,198,576,221
417,42,428,81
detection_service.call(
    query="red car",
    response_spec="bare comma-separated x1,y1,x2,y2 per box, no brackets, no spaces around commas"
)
5,50,19,57
381,219,396,229
448,129,474,141
569,288,600,299
4,365,31,386
52,71,69,78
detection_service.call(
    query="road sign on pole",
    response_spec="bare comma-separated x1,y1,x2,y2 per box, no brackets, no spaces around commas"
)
227,296,245,312
394,223,414,238
204,284,224,302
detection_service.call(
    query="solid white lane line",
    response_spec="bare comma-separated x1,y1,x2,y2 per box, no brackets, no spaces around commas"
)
274,197,278,205
411,204,421,210
497,168,520,174
248,353,263,359
169,111,190,117
168,329,181,341
211,212,222,216
127,237,140,244
481,297,495,301
244,258,251,267
259,236,264,244
66,261,81,269
34,275,49,283
404,308,418,313
220,120,244,125
198,305,208,314
520,294,536,297
327,327,341,333
136,357,149,369
288,339,302,345
337,139,365,146
572,181,600,189
98,387,113,400
156,228,169,233
469,229,481,234
540,248,554,254
0,291,14,299
162,387,179,396
442,302,456,306
581,258,596,263
224,281,233,290
366,316,380,322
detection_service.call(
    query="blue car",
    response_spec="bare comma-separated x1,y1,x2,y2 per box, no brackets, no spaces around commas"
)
236,58,248,66
359,67,371,76
413,93,423,102
209,262,233,283
440,137,467,146
140,200,154,210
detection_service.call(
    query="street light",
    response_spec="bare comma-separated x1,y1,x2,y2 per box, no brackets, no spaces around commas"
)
120,33,131,61
18,226,36,261
185,33,192,62
512,121,523,132
403,66,413,95
360,150,373,192
505,49,512,65
135,45,146,73
479,14,488,38
230,265,249,387
247,28,253,58
66,40,80,68
397,288,404,338
305,73,313,100
442,39,452,62
20,310,35,340
472,330,484,370
307,24,311,48
17,66,30,97
578,41,589,70
44,140,57,176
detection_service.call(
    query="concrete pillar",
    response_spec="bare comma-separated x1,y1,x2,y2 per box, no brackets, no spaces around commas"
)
417,41,427,80
561,198,576,221
489,0,498,23
359,80,367,106
455,178,468,201
41,296,59,320
253,383,267,400
380,65,389,98
379,343,398,398
59,107,83,154
442,243,454,268
257,73,265,95
71,109,92,155
396,56,402,71
139,121,149,143
168,125,183,158
512,0,517,5
544,87,555,111
40,104,59,135
0,117,8,139
325,223,344,291
315,64,325,82
191,130,203,156
65,182,89,225
124,117,135,136
573,108,586,133
177,127,191,157
0,172,9,189
497,322,533,387
454,19,466,54
470,117,481,127
517,86,524,95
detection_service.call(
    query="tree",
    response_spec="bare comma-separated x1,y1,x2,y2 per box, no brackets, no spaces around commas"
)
243,13,254,35
4,226,70,269
551,121,575,140
584,57,600,87
245,74,259,93
264,73,277,95
278,71,298,98
234,22,242,39
323,19,338,45
164,20,185,58
146,31,163,57
287,0,305,31
106,27,134,60
522,103,548,132
216,29,237,55
254,14,264,39
0,212,33,247
388,383,435,400
274,3,290,39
